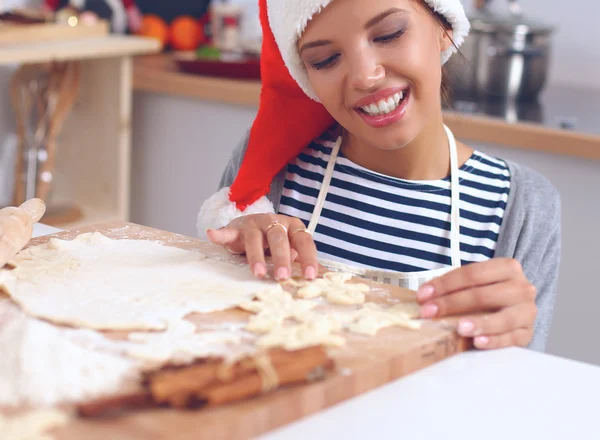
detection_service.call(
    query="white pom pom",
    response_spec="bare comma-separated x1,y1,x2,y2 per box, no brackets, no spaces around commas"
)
196,187,275,240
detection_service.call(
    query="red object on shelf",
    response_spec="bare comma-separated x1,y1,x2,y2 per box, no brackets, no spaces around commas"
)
173,52,261,80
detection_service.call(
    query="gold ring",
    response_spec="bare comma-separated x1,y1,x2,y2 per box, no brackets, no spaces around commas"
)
290,228,312,239
225,246,244,255
265,221,288,235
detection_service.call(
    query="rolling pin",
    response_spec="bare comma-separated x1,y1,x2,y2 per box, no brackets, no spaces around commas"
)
0,198,46,267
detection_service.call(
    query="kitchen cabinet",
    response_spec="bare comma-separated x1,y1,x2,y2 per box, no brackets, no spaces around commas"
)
0,36,159,227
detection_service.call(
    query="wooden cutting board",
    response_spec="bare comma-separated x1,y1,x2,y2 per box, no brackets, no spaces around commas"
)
20,221,472,439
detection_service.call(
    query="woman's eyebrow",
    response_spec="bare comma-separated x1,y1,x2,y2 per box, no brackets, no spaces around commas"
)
365,7,408,29
299,8,408,54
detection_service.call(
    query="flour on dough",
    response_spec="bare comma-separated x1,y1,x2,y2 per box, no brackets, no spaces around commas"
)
0,307,138,407
239,288,318,333
256,316,346,350
0,409,71,440
241,272,422,350
0,232,280,331
292,271,370,305
125,319,249,366
347,303,422,336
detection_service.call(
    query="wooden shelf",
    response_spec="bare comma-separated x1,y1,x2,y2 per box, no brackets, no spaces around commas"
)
0,35,160,65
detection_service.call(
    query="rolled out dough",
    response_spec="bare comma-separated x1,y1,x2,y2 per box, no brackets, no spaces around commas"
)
0,232,280,331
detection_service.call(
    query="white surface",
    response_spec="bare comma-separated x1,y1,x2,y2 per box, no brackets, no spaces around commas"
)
260,347,600,440
32,223,61,238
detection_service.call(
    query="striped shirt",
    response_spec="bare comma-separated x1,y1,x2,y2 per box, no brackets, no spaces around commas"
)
278,129,511,272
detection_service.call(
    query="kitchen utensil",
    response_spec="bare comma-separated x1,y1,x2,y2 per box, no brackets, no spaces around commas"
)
0,133,17,207
10,64,44,205
0,198,45,267
173,50,260,80
35,62,80,202
445,1,555,101
9,62,80,206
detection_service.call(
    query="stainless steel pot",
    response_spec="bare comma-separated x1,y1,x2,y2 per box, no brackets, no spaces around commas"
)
446,5,555,101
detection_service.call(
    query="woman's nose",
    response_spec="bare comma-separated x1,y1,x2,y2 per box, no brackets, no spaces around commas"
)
348,51,385,91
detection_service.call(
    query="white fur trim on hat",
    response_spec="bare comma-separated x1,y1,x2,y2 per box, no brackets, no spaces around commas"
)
196,187,275,240
267,0,470,102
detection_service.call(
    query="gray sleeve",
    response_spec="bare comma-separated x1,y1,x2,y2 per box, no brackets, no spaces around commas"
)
218,129,251,190
495,160,562,352
218,129,286,211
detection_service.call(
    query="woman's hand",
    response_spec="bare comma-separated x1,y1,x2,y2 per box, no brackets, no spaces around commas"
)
416,258,537,350
206,214,317,281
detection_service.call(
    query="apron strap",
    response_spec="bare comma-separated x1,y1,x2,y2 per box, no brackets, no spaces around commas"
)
445,125,462,267
307,136,342,234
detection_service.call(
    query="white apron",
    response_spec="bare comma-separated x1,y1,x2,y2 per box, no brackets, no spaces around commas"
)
306,125,462,291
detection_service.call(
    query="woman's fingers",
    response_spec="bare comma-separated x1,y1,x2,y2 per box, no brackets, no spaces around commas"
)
472,328,534,350
208,215,318,281
288,222,318,280
455,303,538,338
206,227,244,254
417,259,524,303
264,221,292,280
244,228,267,277
420,279,536,318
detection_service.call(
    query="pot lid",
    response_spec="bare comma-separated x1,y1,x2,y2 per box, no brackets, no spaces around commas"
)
469,10,554,34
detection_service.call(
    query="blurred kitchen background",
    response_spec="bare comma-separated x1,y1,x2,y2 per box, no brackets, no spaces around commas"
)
0,0,599,367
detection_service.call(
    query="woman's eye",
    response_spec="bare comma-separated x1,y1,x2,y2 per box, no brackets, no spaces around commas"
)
311,53,341,70
374,29,406,43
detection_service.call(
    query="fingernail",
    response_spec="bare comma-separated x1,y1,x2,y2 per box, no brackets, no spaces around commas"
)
253,263,266,277
275,267,289,281
420,303,439,318
457,320,474,336
304,266,316,280
417,285,435,301
474,336,489,348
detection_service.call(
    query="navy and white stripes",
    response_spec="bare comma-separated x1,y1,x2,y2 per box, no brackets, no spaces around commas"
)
278,134,511,273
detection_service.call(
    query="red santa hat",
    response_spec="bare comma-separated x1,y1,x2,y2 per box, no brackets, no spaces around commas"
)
197,0,470,239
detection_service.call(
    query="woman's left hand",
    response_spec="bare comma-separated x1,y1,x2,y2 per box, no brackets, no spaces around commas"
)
416,258,537,350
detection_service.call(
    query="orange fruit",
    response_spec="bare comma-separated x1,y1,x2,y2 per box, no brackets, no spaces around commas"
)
169,16,204,51
137,14,169,49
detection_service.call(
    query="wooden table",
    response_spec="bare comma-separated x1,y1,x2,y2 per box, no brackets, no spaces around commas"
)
16,221,471,439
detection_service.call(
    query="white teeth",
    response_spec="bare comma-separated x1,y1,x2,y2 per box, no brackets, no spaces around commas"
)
360,91,406,116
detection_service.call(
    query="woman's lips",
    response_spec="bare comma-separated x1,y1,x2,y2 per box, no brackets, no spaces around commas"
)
355,87,410,128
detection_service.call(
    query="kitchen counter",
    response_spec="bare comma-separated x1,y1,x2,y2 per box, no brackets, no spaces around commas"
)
260,347,600,440
133,54,600,160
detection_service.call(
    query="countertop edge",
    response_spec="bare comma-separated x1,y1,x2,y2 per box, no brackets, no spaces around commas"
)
133,55,600,161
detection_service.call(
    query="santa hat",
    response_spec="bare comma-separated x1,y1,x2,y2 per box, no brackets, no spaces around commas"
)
197,0,470,238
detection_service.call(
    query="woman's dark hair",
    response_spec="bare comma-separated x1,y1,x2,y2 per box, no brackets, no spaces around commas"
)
419,0,458,106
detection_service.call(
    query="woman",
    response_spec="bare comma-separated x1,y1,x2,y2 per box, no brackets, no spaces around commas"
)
199,0,561,352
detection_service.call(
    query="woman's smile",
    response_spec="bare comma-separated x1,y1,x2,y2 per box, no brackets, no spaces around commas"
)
353,86,411,128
